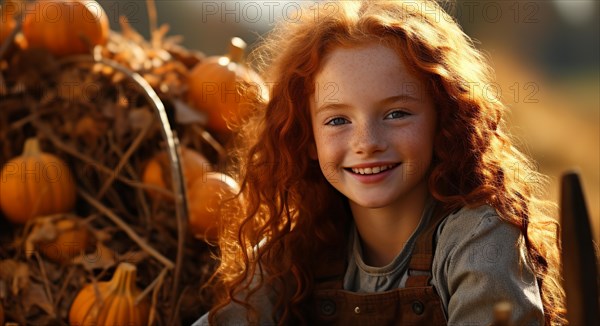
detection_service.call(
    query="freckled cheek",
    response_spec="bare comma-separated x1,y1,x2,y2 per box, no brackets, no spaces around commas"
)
396,129,435,159
317,138,344,162
315,135,346,172
317,144,346,185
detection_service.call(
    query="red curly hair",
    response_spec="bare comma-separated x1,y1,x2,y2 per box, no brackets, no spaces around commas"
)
210,1,566,324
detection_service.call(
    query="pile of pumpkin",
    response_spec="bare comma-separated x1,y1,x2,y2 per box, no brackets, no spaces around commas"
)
0,0,265,324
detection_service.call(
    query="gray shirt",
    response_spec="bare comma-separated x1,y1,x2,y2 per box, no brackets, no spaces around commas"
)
193,204,544,325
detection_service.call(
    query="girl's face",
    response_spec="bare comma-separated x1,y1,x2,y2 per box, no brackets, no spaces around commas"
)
310,43,437,210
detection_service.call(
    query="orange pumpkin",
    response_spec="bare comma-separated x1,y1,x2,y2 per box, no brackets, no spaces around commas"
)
187,37,268,134
22,0,109,56
0,138,76,224
142,147,212,201
187,172,241,240
38,219,92,264
69,262,150,326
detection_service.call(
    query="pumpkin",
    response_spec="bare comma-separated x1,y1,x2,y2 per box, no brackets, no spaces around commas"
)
187,37,268,134
142,147,212,201
38,218,92,264
22,0,109,56
187,172,241,240
69,262,150,326
0,138,77,224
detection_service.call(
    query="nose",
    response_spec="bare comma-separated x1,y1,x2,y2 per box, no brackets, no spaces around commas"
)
351,121,387,155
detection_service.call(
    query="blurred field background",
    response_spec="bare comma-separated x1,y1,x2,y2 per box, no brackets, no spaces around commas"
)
96,0,599,241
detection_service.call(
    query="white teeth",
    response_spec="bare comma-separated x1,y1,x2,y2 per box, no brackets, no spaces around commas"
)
351,164,395,175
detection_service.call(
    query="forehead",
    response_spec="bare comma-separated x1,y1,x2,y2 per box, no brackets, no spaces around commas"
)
313,44,427,103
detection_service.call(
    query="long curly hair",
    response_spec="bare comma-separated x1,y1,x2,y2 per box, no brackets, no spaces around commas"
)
209,1,566,324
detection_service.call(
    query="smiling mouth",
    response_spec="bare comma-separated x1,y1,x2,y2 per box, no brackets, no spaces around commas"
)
346,164,400,175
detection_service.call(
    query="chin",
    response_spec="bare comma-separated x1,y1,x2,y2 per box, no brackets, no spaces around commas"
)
350,197,391,209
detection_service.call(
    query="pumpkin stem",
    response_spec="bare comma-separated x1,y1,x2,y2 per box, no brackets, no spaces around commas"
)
22,137,41,156
111,262,138,294
228,37,246,63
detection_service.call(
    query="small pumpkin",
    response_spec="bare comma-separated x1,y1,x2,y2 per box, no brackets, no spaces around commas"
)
22,0,109,56
187,37,268,134
142,147,212,201
38,218,92,264
0,138,77,224
187,172,241,240
69,262,150,326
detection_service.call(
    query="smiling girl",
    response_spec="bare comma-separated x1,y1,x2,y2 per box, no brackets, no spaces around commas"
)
194,1,565,325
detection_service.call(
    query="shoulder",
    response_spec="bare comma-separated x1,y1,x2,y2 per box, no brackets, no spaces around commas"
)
431,204,544,325
435,204,521,253
434,204,527,276
438,204,504,234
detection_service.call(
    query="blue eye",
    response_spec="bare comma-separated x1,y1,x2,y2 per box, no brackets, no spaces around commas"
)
385,110,409,119
326,117,349,126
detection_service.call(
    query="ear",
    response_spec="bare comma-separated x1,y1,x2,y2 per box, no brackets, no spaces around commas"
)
308,143,318,160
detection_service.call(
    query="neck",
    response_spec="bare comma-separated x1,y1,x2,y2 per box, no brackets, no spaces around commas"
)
350,183,429,267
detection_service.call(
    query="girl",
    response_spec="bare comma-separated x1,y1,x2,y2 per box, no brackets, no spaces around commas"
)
195,1,565,325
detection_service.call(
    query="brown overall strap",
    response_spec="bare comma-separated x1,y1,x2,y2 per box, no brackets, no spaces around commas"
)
405,204,448,288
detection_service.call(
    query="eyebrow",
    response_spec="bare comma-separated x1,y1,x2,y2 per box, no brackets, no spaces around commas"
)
315,94,420,115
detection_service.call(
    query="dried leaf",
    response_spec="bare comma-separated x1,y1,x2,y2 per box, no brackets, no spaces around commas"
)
119,16,145,44
24,218,58,259
22,281,55,317
151,24,171,48
152,61,181,76
153,49,172,62
91,228,112,242
73,241,115,271
167,45,204,69
0,259,29,296
118,250,148,265
162,35,184,49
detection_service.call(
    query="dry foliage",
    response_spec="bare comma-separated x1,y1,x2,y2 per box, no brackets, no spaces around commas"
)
0,13,228,326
